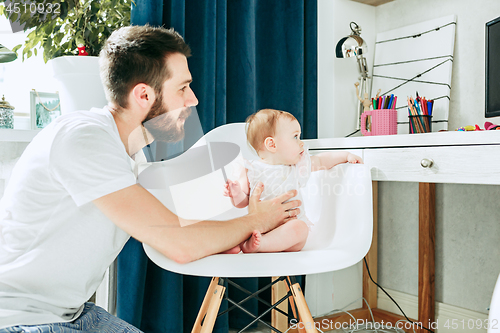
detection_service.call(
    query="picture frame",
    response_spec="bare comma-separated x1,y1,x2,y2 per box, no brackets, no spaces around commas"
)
30,90,62,130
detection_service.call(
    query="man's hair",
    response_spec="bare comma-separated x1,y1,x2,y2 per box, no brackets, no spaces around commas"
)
246,109,297,153
99,25,191,108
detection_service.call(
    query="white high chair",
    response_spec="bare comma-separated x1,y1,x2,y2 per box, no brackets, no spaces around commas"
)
139,123,373,333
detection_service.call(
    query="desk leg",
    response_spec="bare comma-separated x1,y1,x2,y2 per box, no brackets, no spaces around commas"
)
363,181,378,309
418,183,436,332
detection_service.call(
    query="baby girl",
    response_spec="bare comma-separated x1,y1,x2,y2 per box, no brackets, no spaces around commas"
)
223,109,363,254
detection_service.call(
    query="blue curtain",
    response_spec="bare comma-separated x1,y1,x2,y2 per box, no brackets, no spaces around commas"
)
117,1,317,332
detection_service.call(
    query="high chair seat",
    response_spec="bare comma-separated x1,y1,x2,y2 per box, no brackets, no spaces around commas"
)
143,163,372,277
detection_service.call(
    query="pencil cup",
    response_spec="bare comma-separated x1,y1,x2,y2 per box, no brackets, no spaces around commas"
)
361,109,398,136
409,115,432,134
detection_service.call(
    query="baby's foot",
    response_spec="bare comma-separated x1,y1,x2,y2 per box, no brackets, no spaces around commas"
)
221,245,241,254
241,230,261,253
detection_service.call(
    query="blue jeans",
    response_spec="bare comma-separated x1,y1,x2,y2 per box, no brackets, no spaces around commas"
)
0,303,143,333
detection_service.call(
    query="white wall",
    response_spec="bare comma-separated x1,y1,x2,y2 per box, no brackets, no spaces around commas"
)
318,0,376,139
376,0,500,130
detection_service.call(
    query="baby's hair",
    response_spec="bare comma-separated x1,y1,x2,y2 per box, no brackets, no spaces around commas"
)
245,109,297,154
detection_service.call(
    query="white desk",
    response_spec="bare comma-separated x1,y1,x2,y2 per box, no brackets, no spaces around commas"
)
301,130,500,332
308,130,500,185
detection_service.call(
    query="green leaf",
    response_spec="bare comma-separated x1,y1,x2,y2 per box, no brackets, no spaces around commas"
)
44,36,53,48
44,23,54,35
54,32,64,44
12,44,22,53
83,28,90,40
75,35,84,45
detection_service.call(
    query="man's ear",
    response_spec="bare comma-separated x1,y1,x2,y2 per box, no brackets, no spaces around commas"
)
131,83,155,109
264,137,277,153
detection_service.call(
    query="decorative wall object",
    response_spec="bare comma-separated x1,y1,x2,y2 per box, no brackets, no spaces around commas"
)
371,15,457,133
30,90,61,129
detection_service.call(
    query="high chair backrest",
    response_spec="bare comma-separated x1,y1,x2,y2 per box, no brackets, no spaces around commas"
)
190,123,372,251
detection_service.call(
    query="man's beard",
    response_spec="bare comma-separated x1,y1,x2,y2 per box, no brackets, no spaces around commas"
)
142,94,192,143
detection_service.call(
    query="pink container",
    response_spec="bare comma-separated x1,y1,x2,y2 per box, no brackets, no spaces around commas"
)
361,109,398,136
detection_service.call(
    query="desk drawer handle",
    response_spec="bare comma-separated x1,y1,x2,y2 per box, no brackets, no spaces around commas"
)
421,158,434,168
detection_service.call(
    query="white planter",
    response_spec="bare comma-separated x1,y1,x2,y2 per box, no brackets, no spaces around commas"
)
50,56,107,114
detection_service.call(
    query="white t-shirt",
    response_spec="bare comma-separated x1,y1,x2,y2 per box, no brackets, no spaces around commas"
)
0,108,138,328
244,147,313,228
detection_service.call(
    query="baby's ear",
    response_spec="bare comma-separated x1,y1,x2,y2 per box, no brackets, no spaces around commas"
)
264,137,276,152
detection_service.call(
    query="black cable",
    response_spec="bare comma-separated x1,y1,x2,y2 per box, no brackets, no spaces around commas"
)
372,74,451,90
378,58,453,96
345,129,360,138
373,55,454,68
363,257,435,333
376,22,456,44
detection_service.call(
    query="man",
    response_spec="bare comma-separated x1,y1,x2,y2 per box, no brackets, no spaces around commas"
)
0,26,300,332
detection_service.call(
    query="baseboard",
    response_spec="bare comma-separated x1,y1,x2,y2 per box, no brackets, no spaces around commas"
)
377,288,490,333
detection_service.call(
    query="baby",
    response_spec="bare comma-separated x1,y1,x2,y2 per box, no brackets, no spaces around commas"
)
223,109,363,254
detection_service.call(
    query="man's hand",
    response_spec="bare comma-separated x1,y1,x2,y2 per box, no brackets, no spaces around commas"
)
248,182,301,234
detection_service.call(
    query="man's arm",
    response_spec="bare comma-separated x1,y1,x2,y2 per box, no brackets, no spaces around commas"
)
93,183,300,264
310,151,363,171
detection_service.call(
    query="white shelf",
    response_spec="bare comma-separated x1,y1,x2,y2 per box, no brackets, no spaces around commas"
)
0,129,41,143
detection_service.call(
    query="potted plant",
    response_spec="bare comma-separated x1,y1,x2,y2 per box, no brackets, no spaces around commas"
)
1,0,132,113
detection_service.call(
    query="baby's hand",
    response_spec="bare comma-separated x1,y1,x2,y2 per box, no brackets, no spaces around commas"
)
223,180,242,197
347,153,363,164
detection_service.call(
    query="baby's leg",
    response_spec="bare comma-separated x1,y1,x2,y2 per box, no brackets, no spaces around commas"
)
222,230,262,254
241,219,309,253
240,230,261,253
222,231,261,254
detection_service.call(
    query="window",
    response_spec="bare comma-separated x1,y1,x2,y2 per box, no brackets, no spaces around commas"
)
0,15,58,119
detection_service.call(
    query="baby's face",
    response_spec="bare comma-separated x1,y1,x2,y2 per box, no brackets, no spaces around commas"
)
273,118,304,165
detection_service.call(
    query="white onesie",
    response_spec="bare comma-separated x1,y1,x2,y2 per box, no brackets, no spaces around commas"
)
244,147,313,229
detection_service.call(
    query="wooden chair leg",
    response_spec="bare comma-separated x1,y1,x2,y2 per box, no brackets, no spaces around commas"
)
192,277,225,333
272,277,289,332
200,282,225,333
289,280,318,333
285,277,306,333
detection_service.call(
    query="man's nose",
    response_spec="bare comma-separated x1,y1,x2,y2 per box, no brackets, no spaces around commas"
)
185,87,199,107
